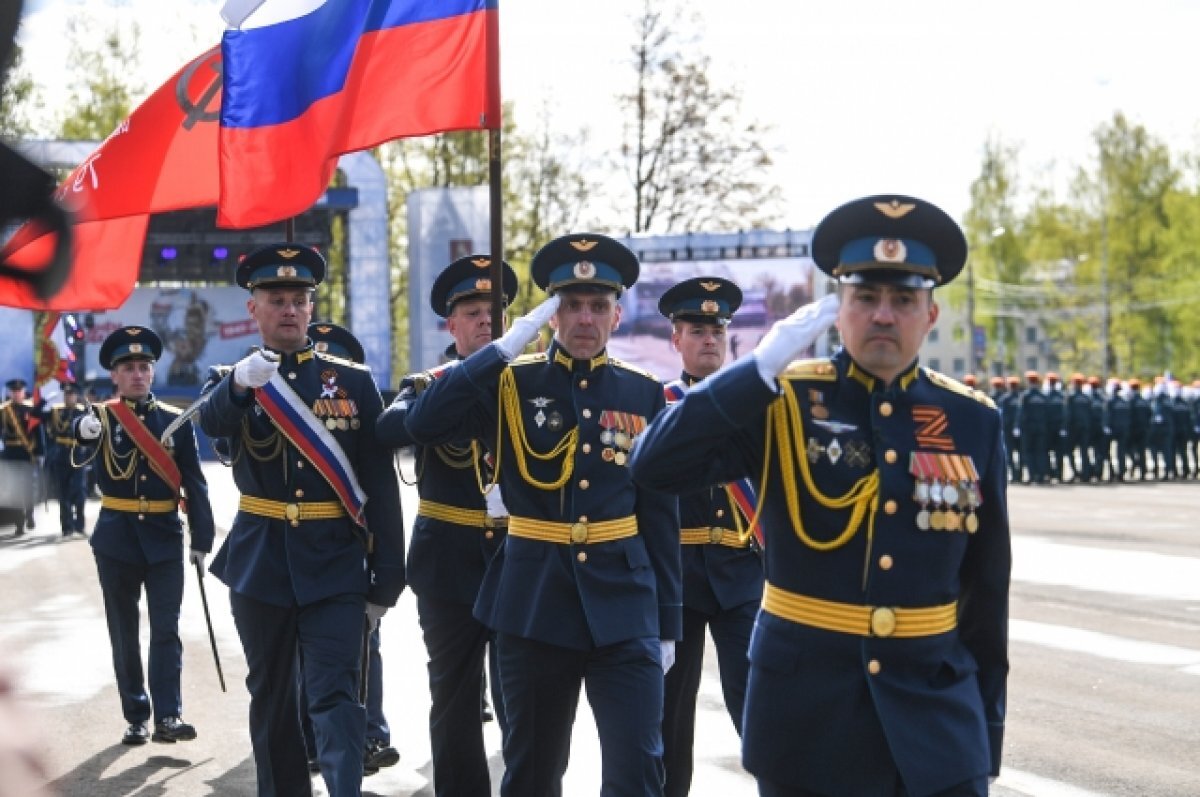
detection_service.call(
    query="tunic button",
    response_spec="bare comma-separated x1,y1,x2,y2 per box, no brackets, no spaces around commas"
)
715,509,725,518
580,379,589,389
582,408,592,419
879,402,893,417
884,449,898,464
577,552,588,563
879,554,894,570
288,372,297,380
137,514,145,521
138,415,145,421
884,499,898,515
582,443,592,454
868,659,882,675
485,530,495,540
579,479,590,490
579,515,589,523
295,489,304,498
297,461,305,469
140,474,147,481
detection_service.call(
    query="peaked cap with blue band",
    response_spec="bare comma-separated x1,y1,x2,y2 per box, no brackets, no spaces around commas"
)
308,322,365,364
811,194,967,288
658,276,743,324
530,233,639,295
429,255,519,318
99,325,163,370
236,243,326,290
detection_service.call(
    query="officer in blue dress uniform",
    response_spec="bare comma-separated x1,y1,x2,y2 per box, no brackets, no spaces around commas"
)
404,233,682,796
1015,372,1048,484
1128,378,1151,479
656,276,764,797
298,321,400,777
198,244,405,797
1063,374,1094,482
1,377,42,535
73,326,214,745
631,195,1011,797
41,382,89,536
376,255,518,796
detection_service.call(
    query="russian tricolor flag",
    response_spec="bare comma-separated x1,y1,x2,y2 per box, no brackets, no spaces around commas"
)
218,0,499,228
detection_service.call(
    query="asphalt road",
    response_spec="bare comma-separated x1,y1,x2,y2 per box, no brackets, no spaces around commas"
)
1,461,1197,796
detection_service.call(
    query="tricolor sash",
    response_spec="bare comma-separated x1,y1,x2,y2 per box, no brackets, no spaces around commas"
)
255,372,368,527
664,379,763,546
105,399,182,496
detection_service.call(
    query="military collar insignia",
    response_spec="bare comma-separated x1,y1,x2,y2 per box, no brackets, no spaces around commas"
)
847,361,875,391
552,347,609,372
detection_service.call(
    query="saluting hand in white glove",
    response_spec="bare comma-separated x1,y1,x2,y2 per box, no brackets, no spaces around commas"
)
78,412,102,441
494,294,561,361
233,350,279,390
753,293,841,386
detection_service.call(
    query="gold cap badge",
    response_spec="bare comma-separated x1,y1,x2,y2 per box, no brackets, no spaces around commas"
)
699,281,721,292
128,343,143,354
873,239,907,263
278,248,301,259
570,239,599,252
874,201,916,219
475,278,492,291
277,265,298,277
471,258,491,269
573,261,596,279
700,300,720,314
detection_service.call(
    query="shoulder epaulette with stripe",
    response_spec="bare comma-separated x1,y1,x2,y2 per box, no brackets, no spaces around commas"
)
315,350,370,371
781,358,837,382
923,368,997,409
609,357,659,382
511,352,548,367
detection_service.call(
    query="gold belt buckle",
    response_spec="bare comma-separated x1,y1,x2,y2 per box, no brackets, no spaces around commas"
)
570,522,588,544
870,606,897,638
285,503,301,522
708,527,724,544
138,497,149,513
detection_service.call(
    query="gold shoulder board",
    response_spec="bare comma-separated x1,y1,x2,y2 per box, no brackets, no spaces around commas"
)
924,368,997,409
610,357,659,382
511,352,548,367
781,358,837,382
315,351,369,370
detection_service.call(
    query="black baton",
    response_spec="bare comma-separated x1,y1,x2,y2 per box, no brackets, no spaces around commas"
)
194,559,226,692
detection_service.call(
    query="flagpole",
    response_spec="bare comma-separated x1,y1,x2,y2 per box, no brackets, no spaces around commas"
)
487,3,503,340
285,217,295,243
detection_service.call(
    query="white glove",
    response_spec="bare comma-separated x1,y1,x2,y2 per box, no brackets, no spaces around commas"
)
484,484,508,518
753,293,840,385
660,640,676,673
1013,428,1021,438
233,350,279,390
494,294,561,361
366,602,387,632
78,413,102,441
189,550,207,569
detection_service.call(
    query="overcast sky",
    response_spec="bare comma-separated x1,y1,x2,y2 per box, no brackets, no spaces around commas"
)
18,0,1200,230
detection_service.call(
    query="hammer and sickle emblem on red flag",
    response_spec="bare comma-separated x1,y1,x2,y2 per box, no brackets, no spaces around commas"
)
177,50,223,131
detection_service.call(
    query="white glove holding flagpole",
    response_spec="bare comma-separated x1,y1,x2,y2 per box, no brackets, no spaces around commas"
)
233,350,279,391
753,293,840,386
494,294,561,361
78,413,102,441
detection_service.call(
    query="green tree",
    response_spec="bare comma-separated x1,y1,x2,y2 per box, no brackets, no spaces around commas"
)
57,18,142,140
619,0,781,234
0,43,38,138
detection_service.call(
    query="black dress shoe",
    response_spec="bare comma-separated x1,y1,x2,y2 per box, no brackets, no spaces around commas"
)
152,716,197,743
122,722,149,746
25,516,34,529
364,737,399,772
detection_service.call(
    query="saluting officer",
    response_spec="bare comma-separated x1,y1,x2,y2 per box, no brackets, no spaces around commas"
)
74,326,214,746
404,233,682,796
656,277,764,797
300,321,400,777
41,382,89,536
198,244,405,797
376,255,518,796
631,195,1011,797
1,377,42,535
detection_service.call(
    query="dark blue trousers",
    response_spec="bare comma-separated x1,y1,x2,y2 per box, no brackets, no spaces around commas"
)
662,602,755,797
758,774,988,797
497,632,664,797
230,590,366,797
302,622,389,760
417,594,507,797
51,457,86,534
93,551,184,724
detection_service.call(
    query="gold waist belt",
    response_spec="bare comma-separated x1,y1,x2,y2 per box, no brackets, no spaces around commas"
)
508,515,637,545
55,436,74,445
680,526,751,548
238,495,346,527
101,496,178,515
762,582,957,639
418,499,508,529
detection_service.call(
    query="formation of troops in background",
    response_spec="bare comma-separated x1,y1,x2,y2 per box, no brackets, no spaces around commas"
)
975,371,1200,485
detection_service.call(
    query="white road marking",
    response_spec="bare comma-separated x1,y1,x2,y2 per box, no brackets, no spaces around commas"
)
997,767,1112,797
1013,537,1200,602
1010,619,1200,673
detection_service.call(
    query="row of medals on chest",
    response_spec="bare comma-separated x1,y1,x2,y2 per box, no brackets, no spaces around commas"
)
913,475,980,533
